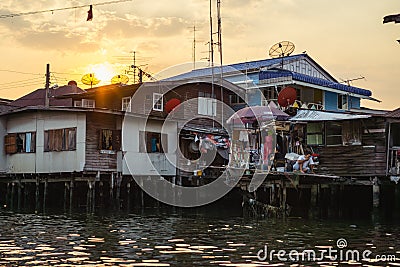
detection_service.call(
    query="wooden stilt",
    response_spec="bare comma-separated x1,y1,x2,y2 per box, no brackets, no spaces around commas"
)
5,182,10,208
43,179,48,212
64,182,68,211
24,182,29,209
372,178,380,208
11,182,15,210
17,180,22,210
69,180,74,212
91,181,96,212
126,181,131,211
282,182,287,217
110,173,114,200
99,181,104,207
309,184,318,218
35,179,40,212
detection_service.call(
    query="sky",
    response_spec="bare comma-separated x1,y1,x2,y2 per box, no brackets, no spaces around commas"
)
0,0,399,110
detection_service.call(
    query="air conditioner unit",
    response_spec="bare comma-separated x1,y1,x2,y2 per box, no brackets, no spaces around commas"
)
74,100,82,107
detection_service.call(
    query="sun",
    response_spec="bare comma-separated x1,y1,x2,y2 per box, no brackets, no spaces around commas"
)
85,63,117,86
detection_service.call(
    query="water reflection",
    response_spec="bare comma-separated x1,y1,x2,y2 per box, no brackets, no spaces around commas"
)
0,209,399,266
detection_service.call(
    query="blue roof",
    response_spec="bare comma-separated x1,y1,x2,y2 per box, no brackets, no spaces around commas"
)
163,54,372,97
164,54,306,81
259,70,372,97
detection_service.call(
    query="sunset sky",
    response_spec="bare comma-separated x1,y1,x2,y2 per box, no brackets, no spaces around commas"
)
0,0,399,110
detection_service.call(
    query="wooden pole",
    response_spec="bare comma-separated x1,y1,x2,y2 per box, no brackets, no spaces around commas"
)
45,64,50,108
35,179,40,212
11,182,15,210
43,179,48,212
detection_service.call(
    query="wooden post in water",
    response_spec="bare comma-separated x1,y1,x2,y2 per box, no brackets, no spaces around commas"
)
17,180,22,210
43,179,48,212
99,181,104,207
126,180,131,211
24,182,29,209
69,180,74,212
282,182,287,217
5,182,10,208
372,177,380,208
110,173,114,200
87,180,92,213
91,180,96,212
11,182,15,210
35,179,40,212
309,184,318,218
64,182,68,211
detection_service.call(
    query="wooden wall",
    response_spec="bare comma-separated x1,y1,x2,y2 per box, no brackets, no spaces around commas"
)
317,117,387,177
85,112,119,171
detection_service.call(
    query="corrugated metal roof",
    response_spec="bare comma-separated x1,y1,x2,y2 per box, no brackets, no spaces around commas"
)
164,54,307,81
11,85,85,107
290,109,371,121
259,70,372,97
385,108,400,118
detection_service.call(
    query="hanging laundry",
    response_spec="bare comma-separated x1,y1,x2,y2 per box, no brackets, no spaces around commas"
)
87,5,93,21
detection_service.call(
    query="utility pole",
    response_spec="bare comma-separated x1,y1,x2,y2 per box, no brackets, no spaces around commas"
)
45,63,50,108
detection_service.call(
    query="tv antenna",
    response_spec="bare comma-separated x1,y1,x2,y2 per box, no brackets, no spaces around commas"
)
269,41,295,58
81,73,100,88
340,76,365,86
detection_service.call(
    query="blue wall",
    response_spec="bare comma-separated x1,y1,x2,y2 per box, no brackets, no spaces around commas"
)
324,92,361,111
324,91,338,111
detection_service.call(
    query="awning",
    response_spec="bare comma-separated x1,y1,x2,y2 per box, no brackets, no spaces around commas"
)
290,109,371,122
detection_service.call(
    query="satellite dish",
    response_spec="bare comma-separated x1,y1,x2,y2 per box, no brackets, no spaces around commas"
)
269,41,295,58
278,86,297,107
81,73,100,88
111,74,129,85
165,98,181,113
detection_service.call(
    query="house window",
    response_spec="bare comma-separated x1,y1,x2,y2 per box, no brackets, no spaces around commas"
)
44,128,76,152
338,94,348,110
342,120,362,145
153,93,163,111
307,122,324,145
229,94,245,105
325,122,342,146
139,131,167,153
198,92,216,116
99,129,121,151
263,87,278,101
122,97,131,112
4,132,36,154
74,100,82,107
82,99,95,108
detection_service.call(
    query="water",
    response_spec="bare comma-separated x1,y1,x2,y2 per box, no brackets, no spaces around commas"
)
0,208,399,266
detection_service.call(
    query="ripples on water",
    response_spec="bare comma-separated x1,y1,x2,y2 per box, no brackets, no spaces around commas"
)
0,208,399,266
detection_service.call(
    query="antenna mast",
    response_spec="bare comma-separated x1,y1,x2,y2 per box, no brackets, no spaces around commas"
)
45,63,50,108
193,25,197,70
217,0,222,66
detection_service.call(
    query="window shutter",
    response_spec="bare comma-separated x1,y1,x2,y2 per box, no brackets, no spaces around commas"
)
4,133,17,154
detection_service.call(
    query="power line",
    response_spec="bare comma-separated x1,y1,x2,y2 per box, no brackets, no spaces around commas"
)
0,0,132,19
0,69,44,76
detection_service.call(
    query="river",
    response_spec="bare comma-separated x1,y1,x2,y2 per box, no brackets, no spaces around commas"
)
0,206,399,267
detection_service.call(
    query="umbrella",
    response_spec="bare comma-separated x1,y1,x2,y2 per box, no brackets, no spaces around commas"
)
226,105,289,124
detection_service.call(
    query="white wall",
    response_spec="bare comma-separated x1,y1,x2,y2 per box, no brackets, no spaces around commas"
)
0,117,7,173
6,111,86,173
121,116,177,176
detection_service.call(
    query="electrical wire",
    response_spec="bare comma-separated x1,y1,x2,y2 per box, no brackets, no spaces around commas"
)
0,69,44,76
0,0,133,19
